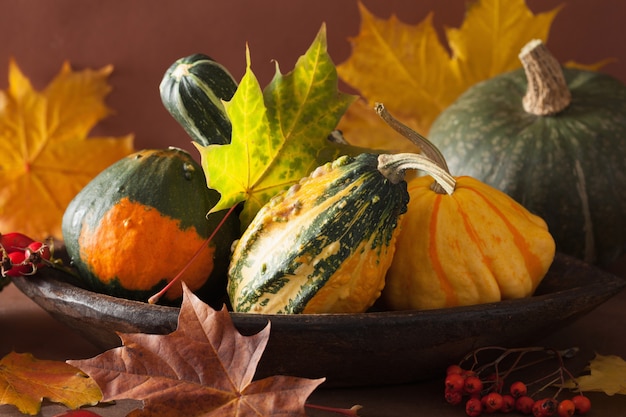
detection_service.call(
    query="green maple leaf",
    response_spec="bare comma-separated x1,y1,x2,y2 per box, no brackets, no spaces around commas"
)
197,24,357,228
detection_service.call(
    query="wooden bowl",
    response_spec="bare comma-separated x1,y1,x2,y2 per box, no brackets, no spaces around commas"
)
12,253,625,387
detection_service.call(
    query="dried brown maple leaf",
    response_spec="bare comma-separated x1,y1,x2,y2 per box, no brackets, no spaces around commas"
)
68,284,324,417
0,351,102,415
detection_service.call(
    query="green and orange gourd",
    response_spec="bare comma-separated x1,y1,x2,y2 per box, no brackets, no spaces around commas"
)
62,147,239,305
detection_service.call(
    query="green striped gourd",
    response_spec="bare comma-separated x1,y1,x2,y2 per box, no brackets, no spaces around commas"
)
227,151,454,314
160,54,238,146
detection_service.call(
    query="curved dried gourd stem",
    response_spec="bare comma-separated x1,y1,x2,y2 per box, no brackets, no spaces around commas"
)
375,103,450,173
375,103,455,194
378,152,456,195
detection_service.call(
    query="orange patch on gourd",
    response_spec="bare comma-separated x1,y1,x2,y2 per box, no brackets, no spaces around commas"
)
78,197,215,300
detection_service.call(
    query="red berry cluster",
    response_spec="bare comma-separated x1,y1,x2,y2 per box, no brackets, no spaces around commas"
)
443,347,592,417
1,232,51,277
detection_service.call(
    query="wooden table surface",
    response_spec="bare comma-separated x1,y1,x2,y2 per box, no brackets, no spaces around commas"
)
1,275,625,417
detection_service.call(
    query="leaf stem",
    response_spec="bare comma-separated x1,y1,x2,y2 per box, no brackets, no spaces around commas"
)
148,203,239,304
305,403,363,416
458,346,582,399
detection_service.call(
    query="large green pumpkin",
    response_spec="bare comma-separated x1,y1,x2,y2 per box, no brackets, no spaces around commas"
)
428,40,626,267
62,147,239,305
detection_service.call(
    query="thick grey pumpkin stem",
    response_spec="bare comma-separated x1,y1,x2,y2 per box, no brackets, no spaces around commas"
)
519,39,572,116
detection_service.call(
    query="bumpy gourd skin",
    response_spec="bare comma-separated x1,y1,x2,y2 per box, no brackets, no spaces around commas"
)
384,175,555,311
228,153,409,314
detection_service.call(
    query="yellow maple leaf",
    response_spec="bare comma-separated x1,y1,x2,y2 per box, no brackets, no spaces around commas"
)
0,351,102,415
336,0,560,150
0,59,134,241
563,353,626,396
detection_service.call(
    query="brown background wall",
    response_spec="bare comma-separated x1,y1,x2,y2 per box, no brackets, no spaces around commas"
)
1,0,625,157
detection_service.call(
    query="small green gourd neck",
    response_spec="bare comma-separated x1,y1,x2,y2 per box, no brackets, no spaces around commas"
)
374,103,456,195
519,39,572,116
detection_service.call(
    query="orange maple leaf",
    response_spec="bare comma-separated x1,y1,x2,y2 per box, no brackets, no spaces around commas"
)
68,285,324,417
0,59,134,241
0,351,102,415
336,0,560,151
